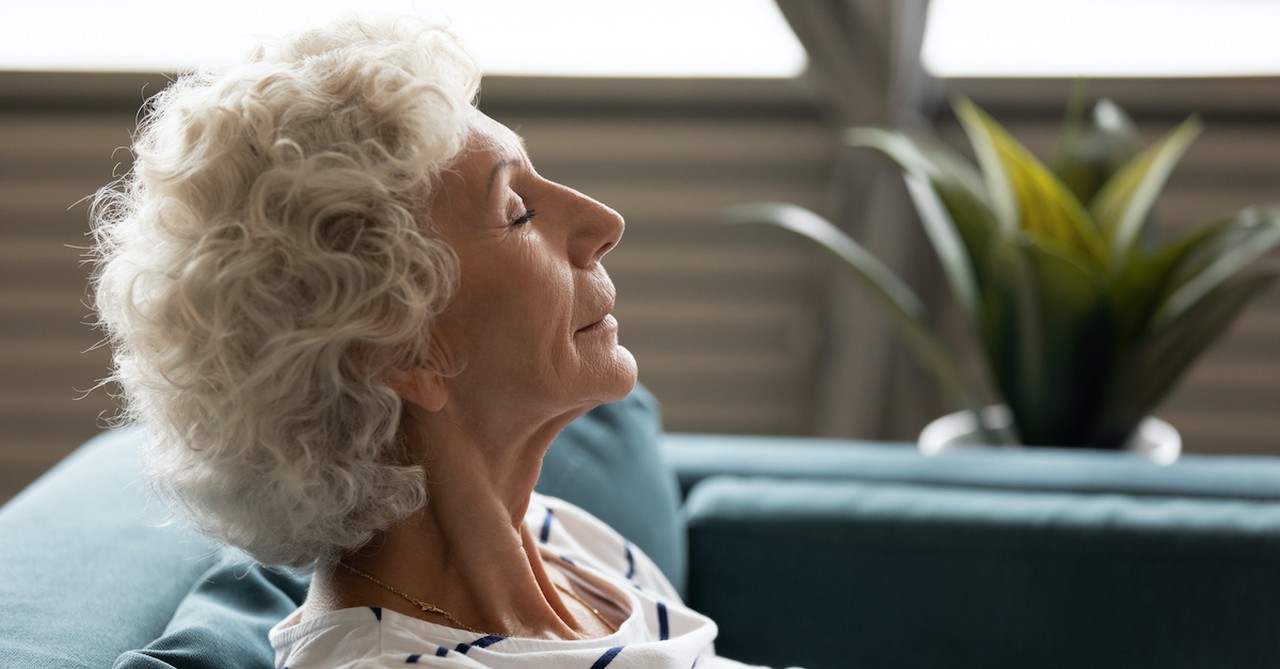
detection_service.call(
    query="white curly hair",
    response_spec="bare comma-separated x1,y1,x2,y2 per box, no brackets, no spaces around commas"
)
90,16,481,567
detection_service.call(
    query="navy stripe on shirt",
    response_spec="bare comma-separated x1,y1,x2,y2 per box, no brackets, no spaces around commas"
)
471,635,506,649
624,542,636,580
590,645,625,669
657,602,670,640
455,635,506,654
539,508,555,543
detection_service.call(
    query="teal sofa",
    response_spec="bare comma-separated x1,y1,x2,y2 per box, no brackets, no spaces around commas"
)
5,387,1280,669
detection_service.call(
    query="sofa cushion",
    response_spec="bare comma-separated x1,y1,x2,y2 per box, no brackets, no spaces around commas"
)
0,427,222,669
111,555,308,669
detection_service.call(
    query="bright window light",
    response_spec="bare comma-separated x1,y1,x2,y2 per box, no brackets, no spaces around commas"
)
923,0,1280,77
0,0,806,77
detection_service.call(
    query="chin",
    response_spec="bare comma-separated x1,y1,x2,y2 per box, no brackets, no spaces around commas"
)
596,345,639,404
615,346,640,395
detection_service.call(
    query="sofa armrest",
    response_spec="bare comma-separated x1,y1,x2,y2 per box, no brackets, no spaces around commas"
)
683,475,1280,669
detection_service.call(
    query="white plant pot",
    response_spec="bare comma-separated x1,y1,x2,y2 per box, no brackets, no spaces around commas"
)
918,405,1181,465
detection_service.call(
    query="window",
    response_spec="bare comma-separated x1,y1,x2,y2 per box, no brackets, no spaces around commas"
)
923,0,1280,77
0,0,806,77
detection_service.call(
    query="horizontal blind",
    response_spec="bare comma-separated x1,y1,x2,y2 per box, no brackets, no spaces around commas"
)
0,110,131,499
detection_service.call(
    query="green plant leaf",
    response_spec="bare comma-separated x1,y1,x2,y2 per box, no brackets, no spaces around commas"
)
846,127,988,201
979,238,1046,426
1153,207,1280,328
723,202,992,419
981,234,1111,445
1106,219,1225,351
955,98,1108,269
848,127,997,300
1090,115,1202,268
1053,98,1145,207
898,174,980,321
1049,78,1091,186
955,100,1018,239
1108,210,1272,349
1100,267,1279,447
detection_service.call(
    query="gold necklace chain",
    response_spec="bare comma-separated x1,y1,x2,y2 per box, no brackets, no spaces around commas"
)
339,561,489,635
553,580,620,634
338,561,619,636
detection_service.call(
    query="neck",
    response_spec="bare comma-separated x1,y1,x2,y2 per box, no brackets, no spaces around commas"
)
304,403,600,639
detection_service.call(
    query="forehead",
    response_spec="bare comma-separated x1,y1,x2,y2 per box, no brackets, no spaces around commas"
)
464,112,528,168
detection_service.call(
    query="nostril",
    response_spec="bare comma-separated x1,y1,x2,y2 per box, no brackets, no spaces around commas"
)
594,238,617,263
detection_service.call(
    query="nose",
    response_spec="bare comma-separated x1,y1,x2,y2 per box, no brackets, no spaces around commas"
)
563,186,625,268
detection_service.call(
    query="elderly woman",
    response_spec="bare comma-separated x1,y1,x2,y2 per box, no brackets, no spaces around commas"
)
90,16,779,669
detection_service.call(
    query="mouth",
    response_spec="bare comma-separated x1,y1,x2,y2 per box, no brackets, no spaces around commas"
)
575,296,617,334
576,313,617,335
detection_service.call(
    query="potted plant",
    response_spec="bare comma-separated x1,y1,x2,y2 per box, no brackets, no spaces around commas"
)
728,97,1280,454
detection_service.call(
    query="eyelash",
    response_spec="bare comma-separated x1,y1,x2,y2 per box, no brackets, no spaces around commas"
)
511,209,537,227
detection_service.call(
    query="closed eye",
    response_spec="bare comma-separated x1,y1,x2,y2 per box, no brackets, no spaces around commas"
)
511,209,537,227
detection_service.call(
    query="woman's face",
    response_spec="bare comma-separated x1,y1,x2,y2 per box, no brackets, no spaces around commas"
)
425,113,637,426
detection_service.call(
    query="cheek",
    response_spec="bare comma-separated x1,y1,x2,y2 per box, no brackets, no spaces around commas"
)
511,247,574,324
472,250,573,347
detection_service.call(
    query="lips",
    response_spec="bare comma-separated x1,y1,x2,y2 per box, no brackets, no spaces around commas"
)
575,293,616,334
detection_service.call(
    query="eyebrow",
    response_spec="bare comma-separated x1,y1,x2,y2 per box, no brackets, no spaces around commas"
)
486,158,521,199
